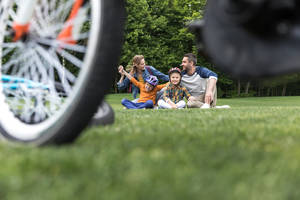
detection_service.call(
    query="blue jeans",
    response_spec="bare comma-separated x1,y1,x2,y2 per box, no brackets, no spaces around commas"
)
121,99,154,109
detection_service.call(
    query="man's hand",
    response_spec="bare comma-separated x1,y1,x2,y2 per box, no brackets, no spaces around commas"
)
204,91,213,104
205,78,217,104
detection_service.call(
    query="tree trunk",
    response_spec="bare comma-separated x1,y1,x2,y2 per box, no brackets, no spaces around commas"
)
245,81,250,94
282,83,287,96
258,83,262,97
267,88,271,96
114,78,118,93
237,79,241,96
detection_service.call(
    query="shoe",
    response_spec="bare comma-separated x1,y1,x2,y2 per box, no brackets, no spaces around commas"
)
215,105,231,109
153,106,159,110
201,103,210,109
89,101,114,126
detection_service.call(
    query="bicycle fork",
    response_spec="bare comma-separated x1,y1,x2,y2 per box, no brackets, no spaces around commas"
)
13,0,37,41
13,0,86,44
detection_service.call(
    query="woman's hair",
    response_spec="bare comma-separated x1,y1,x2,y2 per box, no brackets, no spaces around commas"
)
127,55,145,74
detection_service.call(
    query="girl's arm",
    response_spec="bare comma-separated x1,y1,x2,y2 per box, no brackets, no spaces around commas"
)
123,69,133,80
166,99,177,109
122,69,140,88
157,82,169,90
117,65,130,90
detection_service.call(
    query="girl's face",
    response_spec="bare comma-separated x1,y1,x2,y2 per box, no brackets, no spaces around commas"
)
145,82,154,92
170,72,181,85
135,59,145,71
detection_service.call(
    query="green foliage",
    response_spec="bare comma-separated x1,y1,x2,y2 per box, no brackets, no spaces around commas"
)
120,0,207,74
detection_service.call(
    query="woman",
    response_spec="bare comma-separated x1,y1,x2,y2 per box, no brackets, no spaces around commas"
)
117,55,169,99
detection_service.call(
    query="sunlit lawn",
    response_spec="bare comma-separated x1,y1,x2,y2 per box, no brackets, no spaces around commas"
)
1,94,300,200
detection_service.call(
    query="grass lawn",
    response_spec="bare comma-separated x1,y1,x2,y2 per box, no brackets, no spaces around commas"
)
1,94,300,199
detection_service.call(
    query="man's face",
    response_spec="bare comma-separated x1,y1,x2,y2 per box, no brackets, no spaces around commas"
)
170,72,181,85
145,82,154,92
181,57,192,71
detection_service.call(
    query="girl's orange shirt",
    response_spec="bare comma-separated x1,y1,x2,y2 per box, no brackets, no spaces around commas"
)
130,77,167,104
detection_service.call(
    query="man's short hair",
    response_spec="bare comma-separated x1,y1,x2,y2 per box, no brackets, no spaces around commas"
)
184,53,197,66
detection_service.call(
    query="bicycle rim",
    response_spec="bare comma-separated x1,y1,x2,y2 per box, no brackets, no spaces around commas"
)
0,0,116,144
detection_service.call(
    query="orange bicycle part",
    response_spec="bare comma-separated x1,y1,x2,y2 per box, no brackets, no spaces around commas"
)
13,23,30,42
57,0,84,44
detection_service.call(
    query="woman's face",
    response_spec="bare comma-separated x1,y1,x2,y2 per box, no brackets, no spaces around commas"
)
135,59,145,71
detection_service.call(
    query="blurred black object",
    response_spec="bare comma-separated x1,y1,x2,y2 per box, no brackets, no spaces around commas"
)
89,101,115,127
190,0,300,78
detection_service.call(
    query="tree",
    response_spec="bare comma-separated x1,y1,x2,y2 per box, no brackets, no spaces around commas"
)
120,0,207,72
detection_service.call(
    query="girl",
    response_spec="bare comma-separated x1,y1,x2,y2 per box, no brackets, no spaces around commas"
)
158,67,195,109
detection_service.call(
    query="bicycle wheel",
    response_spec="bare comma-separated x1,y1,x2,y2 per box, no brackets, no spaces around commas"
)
0,0,125,145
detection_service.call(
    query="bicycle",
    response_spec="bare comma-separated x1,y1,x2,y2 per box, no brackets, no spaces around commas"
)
0,0,125,145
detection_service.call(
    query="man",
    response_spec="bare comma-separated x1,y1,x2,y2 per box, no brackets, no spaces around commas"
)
181,53,218,108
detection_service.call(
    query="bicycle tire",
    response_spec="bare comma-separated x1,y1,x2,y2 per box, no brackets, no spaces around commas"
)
0,0,125,145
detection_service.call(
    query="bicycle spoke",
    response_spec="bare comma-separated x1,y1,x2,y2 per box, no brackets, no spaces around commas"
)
49,48,76,83
41,0,50,19
35,46,73,94
2,47,32,72
8,9,17,22
35,37,87,53
48,0,73,24
49,0,57,13
2,42,22,49
56,48,83,69
32,49,54,84
35,5,52,33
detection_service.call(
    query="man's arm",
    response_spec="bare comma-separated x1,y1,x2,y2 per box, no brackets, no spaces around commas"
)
205,78,217,104
195,66,217,104
148,66,169,82
196,66,218,79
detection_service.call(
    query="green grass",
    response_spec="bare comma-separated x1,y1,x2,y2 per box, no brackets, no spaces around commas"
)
2,94,300,199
